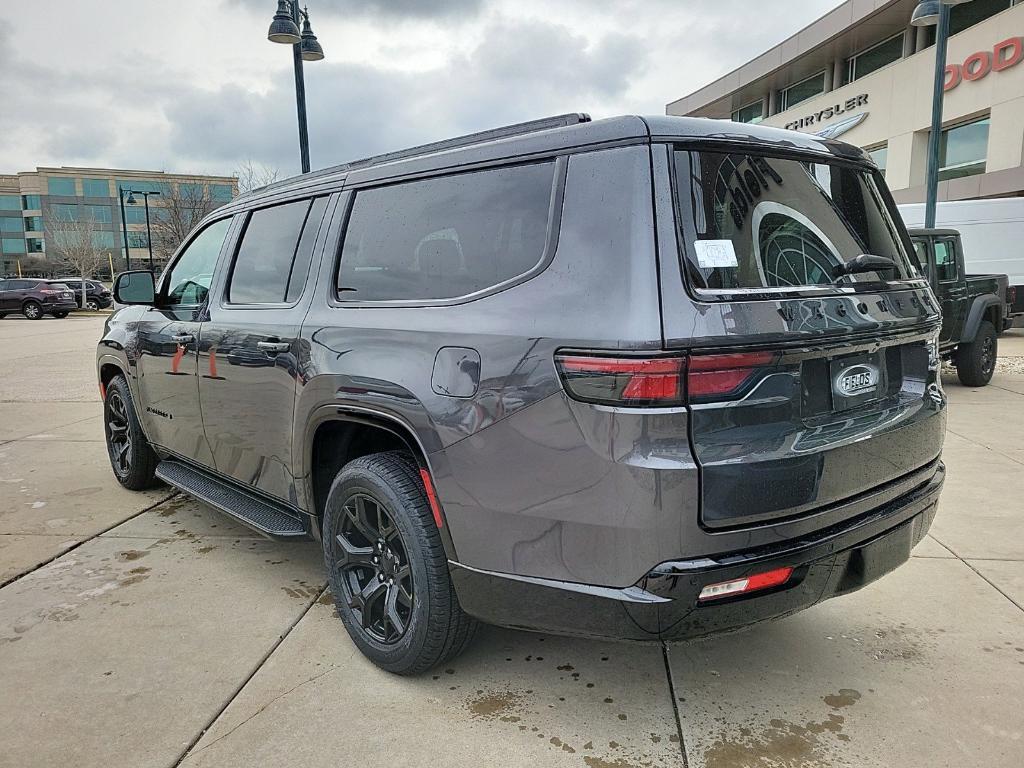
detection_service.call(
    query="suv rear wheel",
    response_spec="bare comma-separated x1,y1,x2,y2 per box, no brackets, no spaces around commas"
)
22,301,42,320
103,375,159,490
322,451,477,675
956,320,997,387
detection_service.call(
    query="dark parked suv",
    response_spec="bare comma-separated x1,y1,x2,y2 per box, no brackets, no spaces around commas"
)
98,114,946,674
0,278,77,319
48,278,113,310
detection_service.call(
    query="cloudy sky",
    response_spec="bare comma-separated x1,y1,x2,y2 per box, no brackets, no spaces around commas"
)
1,0,844,179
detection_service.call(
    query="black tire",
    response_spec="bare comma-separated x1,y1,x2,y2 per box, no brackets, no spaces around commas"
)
22,301,42,320
0,313,6,319
103,375,159,490
323,451,477,675
956,320,997,387
52,311,69,319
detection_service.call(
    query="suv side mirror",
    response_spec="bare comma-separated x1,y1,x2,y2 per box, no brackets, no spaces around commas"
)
114,270,156,305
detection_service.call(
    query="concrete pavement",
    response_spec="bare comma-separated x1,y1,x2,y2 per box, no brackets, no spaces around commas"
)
1,315,1022,768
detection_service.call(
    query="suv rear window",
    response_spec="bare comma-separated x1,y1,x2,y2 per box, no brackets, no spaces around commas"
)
674,149,916,295
336,161,556,302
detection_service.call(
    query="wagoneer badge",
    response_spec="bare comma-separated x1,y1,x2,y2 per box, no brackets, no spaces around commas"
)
834,363,880,397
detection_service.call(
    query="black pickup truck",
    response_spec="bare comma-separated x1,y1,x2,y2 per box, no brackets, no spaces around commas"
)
910,228,1012,387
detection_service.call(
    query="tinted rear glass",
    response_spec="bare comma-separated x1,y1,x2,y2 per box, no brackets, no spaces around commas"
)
675,150,916,295
229,199,311,304
337,161,555,302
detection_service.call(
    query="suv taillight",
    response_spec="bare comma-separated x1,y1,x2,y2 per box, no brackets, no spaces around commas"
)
555,350,777,406
555,354,685,406
687,351,776,400
39,288,61,295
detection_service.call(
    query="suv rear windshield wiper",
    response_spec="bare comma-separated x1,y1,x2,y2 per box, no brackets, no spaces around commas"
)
833,254,897,284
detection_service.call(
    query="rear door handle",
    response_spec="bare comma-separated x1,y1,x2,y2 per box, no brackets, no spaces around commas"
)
171,333,195,344
257,341,290,353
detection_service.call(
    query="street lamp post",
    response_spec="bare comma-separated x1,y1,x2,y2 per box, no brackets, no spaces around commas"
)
118,186,161,272
126,190,160,272
911,0,973,229
267,1,325,174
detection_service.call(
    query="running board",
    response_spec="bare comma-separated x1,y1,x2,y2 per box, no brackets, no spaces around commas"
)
156,460,307,540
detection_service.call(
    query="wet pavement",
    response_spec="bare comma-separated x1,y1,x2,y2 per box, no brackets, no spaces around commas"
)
1,316,1022,767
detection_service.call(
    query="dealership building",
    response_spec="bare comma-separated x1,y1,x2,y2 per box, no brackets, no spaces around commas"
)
0,166,238,277
666,0,1024,204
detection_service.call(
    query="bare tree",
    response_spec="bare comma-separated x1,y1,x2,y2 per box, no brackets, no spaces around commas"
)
44,208,111,308
234,159,280,193
149,183,220,263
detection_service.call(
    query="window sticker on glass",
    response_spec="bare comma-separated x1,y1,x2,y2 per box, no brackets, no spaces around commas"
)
694,240,738,269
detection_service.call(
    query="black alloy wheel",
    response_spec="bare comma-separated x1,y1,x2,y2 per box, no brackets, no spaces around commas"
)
105,391,133,477
334,492,414,644
980,333,995,378
102,375,158,490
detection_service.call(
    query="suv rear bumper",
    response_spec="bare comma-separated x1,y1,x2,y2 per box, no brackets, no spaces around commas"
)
450,461,943,641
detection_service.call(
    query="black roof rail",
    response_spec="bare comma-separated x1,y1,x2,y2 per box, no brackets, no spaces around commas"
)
287,113,592,186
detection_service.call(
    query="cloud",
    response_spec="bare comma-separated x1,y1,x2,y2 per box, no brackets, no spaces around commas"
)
226,0,484,20
163,17,646,175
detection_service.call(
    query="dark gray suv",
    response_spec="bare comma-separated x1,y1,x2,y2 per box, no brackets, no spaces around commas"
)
98,114,946,674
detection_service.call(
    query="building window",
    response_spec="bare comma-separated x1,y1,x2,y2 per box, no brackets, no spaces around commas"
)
85,205,113,224
210,184,235,202
124,206,148,224
731,100,764,124
118,180,169,195
0,195,20,211
950,0,1015,36
21,195,41,210
938,117,989,181
780,72,826,111
51,203,79,222
47,178,77,196
178,182,204,198
82,178,111,197
126,231,150,248
26,237,43,253
845,32,904,84
23,216,43,232
866,144,888,174
0,217,23,233
2,238,26,254
92,231,117,249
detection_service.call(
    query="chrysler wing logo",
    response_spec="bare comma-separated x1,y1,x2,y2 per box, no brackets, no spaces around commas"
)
814,112,868,140
834,363,880,397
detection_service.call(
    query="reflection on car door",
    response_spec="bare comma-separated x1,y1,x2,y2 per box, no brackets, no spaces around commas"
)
198,196,333,502
135,216,234,465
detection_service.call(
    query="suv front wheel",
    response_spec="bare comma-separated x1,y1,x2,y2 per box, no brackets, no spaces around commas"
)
322,451,477,675
103,375,159,490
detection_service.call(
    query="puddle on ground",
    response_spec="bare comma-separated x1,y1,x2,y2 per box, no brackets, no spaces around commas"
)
700,689,863,768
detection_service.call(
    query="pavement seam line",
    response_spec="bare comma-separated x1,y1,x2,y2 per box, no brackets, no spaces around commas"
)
945,427,1024,467
0,411,104,445
186,656,344,758
171,586,329,767
0,491,178,590
927,534,1024,614
660,642,690,768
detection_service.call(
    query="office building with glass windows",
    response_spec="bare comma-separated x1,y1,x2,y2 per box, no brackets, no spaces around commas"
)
0,166,237,276
666,0,1024,204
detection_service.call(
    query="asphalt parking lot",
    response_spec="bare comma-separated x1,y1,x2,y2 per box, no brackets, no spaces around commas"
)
1,314,1023,768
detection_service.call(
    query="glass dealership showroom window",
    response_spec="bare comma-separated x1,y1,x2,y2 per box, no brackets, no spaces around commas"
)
938,117,990,181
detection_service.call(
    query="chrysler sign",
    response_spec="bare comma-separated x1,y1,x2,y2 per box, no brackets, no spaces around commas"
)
784,94,868,132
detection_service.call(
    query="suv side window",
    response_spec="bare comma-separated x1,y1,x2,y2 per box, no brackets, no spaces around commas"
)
227,197,327,304
163,218,231,307
934,239,957,282
337,161,556,302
